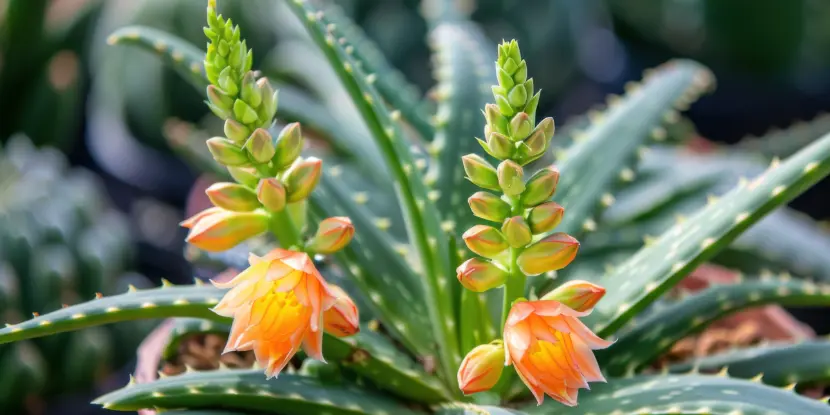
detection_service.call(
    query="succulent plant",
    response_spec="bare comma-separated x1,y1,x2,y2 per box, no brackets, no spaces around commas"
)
0,135,149,413
5,1,830,414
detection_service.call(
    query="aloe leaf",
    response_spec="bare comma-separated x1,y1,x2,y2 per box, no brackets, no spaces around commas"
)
553,60,714,238
436,404,526,414
522,374,830,415
93,370,422,414
587,130,830,337
162,318,230,360
284,0,460,384
600,276,830,375
669,338,830,386
734,113,830,160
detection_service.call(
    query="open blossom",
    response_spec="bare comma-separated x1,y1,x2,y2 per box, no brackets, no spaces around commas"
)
504,300,612,406
211,248,336,378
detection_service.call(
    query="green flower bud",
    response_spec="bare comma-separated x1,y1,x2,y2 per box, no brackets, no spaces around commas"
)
224,119,251,144
205,182,260,212
521,165,560,206
501,216,532,248
486,132,514,160
502,58,519,75
462,154,499,191
227,166,259,188
517,232,579,276
256,178,286,212
485,104,509,134
536,117,555,142
207,85,234,112
507,40,522,66
456,258,508,292
496,95,514,117
206,137,248,166
468,191,511,223
462,225,509,259
284,157,322,202
244,128,276,163
509,112,532,141
513,61,528,84
527,201,565,234
233,99,259,124
507,84,527,108
516,128,547,165
497,160,525,197
496,65,514,89
257,78,278,124
274,123,304,170
218,66,238,96
218,39,230,57
526,91,541,117
240,72,262,109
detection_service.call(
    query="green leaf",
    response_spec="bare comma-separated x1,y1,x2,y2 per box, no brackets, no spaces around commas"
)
734,113,830,160
436,403,527,414
554,60,714,238
93,370,423,414
162,318,231,360
669,338,830,387
522,374,830,415
600,277,830,376
284,0,460,385
587,130,830,337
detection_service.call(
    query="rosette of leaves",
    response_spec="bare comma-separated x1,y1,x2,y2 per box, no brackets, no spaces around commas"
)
5,1,830,414
0,136,151,413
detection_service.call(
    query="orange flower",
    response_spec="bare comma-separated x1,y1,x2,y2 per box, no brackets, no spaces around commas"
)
211,248,337,378
323,284,360,337
504,300,612,406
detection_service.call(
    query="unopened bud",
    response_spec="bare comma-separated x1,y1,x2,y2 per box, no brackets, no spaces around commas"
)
183,209,269,252
536,117,555,142
516,232,579,276
308,216,354,254
207,85,234,112
513,60,528,84
274,123,304,170
509,112,532,141
206,137,248,166
224,119,251,144
497,160,525,197
206,182,260,212
496,65,514,89
244,128,276,163
486,132,514,160
507,84,527,108
456,258,508,292
284,157,322,202
485,104,509,135
525,91,541,117
457,342,505,395
521,165,560,206
516,128,547,165
501,216,532,248
468,192,511,223
323,284,360,337
218,67,238,96
462,154,499,191
527,202,564,234
462,225,508,259
541,280,606,312
257,78,278,124
496,95,514,117
240,72,262,109
227,166,259,188
233,99,259,124
256,178,286,212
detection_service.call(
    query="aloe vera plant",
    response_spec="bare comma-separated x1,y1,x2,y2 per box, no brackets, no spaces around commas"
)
4,0,830,413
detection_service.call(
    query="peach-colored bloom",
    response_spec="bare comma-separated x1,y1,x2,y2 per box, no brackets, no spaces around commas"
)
211,249,337,378
457,342,505,394
504,300,612,406
323,284,360,337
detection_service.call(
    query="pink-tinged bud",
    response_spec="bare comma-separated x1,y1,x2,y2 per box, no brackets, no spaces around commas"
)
227,166,259,188
517,232,579,276
224,119,251,144
457,342,505,395
541,280,606,312
527,201,564,234
468,192,511,223
256,178,286,212
497,160,525,197
274,123,304,170
521,165,560,207
183,209,268,252
486,132,514,159
205,182,261,212
207,137,248,166
509,112,532,141
456,258,508,292
308,217,354,254
207,85,234,112
501,216,532,248
244,128,276,163
536,117,555,142
461,154,500,191
462,225,508,259
179,207,223,229
284,157,322,202
323,284,360,337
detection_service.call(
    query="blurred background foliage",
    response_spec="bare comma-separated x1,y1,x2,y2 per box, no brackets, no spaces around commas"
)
4,0,830,413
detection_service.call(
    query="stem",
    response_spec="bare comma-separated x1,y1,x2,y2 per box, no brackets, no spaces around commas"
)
501,248,526,328
268,208,301,251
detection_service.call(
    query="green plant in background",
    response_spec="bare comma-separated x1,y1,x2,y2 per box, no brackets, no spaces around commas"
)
0,135,150,413
4,0,830,414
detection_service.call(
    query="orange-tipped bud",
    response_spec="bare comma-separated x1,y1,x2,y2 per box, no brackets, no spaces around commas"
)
323,284,360,337
183,208,268,252
205,182,260,212
509,112,532,141
308,217,354,254
206,137,248,166
224,119,251,144
497,160,525,197
244,128,276,163
284,157,322,202
521,165,559,207
274,123,304,170
484,103,509,135
501,216,532,248
516,232,579,276
256,178,287,212
541,280,606,312
462,154,500,191
458,342,505,395
462,225,508,259
468,192,511,223
516,127,547,165
527,201,564,234
456,258,508,292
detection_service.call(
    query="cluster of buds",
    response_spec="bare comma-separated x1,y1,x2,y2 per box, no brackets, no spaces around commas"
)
456,40,579,292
